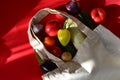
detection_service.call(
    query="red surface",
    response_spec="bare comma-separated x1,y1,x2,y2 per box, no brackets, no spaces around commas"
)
0,0,120,80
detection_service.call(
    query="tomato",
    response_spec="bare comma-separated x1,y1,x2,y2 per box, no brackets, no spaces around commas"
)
91,8,106,23
50,46,62,57
43,37,56,47
45,20,62,37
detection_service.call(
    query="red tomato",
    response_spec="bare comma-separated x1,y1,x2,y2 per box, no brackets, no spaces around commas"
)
43,37,56,47
45,20,61,37
91,8,106,23
50,46,62,57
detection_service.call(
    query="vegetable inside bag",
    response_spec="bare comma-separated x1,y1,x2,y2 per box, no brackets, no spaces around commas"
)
28,8,120,80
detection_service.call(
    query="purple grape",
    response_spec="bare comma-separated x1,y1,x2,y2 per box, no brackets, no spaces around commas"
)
32,24,44,35
65,0,80,14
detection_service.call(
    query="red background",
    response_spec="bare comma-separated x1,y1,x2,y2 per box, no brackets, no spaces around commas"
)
0,0,120,80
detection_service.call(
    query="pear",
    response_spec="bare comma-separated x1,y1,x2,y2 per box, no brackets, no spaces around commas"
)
57,29,70,46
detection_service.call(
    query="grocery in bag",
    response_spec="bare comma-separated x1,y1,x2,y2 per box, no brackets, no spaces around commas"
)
28,8,120,80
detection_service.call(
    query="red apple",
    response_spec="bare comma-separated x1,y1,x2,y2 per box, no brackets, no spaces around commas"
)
45,20,62,37
91,8,106,23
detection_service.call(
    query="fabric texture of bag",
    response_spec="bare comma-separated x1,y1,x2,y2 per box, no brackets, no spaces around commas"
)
28,8,120,80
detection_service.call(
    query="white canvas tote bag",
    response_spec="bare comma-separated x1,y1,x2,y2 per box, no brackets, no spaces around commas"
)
28,8,120,80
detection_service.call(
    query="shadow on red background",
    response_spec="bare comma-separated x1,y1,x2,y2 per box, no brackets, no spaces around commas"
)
0,0,39,37
0,0,41,80
80,0,105,13
103,4,120,37
0,0,40,68
0,38,11,65
0,53,44,80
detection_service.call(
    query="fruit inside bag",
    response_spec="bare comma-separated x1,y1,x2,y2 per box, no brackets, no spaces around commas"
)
28,8,88,64
28,8,120,80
